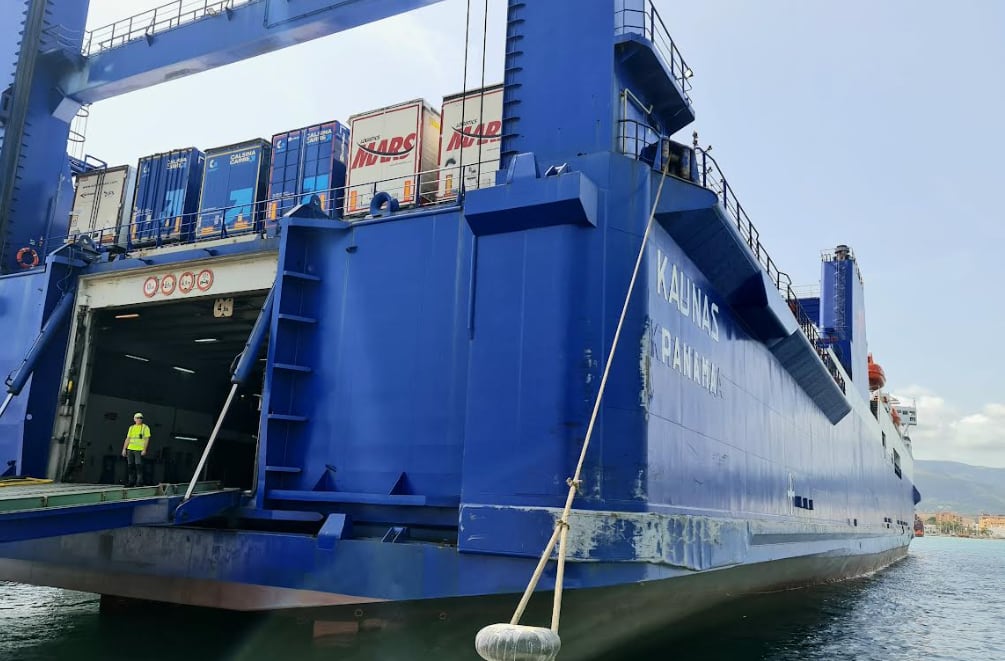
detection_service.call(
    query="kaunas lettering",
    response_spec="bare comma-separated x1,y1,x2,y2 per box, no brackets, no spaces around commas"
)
649,249,723,397
655,249,720,342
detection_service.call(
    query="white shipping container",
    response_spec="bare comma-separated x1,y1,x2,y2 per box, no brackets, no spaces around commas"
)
345,99,440,217
69,165,134,246
437,85,504,201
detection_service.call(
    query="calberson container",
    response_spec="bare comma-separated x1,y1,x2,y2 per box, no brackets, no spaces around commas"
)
69,165,135,248
344,99,440,218
131,148,205,246
267,120,349,226
197,139,271,238
437,84,503,201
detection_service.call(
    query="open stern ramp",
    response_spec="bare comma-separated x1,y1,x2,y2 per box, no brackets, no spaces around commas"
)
0,480,241,543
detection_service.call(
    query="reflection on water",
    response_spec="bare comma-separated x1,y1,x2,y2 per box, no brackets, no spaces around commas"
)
1,537,1002,661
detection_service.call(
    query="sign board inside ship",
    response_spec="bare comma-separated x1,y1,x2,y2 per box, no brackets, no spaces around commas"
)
645,249,724,398
78,253,278,309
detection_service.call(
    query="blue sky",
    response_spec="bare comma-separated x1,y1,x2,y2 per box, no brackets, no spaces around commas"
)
81,1,1005,466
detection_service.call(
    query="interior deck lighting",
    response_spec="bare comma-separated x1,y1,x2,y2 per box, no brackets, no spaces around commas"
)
194,338,219,343
172,366,196,374
114,313,140,319
125,354,149,362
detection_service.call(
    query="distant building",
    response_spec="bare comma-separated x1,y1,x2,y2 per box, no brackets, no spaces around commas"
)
978,514,1005,538
935,512,962,524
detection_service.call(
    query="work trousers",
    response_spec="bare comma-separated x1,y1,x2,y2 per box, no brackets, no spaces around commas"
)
125,450,144,487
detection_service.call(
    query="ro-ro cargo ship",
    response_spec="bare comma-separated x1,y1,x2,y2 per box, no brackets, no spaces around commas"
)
0,0,919,653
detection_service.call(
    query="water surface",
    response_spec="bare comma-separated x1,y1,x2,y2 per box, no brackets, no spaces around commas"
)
1,536,1000,660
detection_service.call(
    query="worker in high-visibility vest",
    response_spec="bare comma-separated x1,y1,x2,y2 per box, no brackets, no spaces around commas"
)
121,412,151,487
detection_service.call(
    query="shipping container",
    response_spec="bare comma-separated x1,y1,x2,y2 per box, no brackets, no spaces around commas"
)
196,139,271,239
437,84,504,201
266,120,349,226
344,99,440,218
69,165,135,247
266,128,303,222
131,148,205,246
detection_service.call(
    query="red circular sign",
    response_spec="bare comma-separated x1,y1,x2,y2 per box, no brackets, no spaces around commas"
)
196,269,214,292
160,273,177,296
143,276,159,298
178,271,195,294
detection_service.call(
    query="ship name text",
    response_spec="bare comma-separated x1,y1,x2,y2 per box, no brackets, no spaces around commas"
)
655,250,720,342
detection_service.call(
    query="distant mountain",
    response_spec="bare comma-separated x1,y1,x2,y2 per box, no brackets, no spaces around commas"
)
914,460,1005,515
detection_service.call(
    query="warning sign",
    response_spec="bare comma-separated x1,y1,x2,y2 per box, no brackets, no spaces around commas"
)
178,271,195,294
160,274,177,296
143,276,159,298
138,268,213,299
197,269,214,292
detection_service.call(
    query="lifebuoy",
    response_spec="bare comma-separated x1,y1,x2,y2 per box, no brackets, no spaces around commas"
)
16,247,39,269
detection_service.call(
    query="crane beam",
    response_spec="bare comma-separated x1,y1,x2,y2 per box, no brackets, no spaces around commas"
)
65,0,446,104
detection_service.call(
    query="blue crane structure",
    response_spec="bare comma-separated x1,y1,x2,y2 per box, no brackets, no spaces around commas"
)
0,2,917,655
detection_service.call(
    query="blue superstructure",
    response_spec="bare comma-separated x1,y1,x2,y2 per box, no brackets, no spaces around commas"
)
0,1,918,654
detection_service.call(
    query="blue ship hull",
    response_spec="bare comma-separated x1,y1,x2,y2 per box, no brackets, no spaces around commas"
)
0,0,916,645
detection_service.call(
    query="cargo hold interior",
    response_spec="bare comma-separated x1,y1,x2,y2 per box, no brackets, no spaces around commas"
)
62,293,268,489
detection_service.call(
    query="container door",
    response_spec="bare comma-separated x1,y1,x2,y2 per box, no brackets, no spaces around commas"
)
130,157,160,247
267,131,303,225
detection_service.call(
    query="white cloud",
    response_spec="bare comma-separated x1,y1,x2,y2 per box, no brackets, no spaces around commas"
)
896,385,1005,468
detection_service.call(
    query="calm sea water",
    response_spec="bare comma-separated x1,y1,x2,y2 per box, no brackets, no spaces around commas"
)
1,536,1002,661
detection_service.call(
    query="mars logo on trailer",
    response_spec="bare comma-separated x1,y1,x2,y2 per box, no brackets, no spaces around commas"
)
445,120,502,152
351,133,417,169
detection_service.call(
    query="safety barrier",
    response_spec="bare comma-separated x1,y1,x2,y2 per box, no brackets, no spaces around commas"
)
83,0,260,55
617,119,846,394
614,0,693,103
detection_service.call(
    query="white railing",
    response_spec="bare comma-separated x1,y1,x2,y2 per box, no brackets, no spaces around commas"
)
83,0,260,55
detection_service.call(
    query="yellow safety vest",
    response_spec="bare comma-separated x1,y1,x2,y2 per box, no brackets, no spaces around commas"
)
126,424,151,451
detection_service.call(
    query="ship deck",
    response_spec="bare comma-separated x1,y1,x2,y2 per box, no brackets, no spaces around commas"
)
0,479,241,543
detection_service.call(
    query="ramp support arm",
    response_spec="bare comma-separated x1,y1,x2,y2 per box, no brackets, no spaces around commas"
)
0,292,76,419
184,285,275,501
232,285,275,385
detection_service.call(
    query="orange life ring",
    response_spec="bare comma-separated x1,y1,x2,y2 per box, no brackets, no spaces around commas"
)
16,247,39,269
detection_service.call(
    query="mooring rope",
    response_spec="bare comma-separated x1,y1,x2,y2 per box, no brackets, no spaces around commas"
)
509,155,672,633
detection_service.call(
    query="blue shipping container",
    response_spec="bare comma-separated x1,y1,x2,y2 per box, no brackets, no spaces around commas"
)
266,120,349,226
131,148,205,246
197,139,271,238
266,129,303,222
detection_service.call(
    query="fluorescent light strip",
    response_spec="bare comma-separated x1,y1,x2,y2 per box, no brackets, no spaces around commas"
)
172,366,196,374
173,435,198,442
194,338,218,343
115,313,140,320
125,354,149,362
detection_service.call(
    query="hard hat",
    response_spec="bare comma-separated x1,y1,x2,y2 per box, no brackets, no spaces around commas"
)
134,412,143,419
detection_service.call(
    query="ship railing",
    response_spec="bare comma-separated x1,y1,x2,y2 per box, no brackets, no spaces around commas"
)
695,148,846,393
614,0,693,103
615,121,846,394
41,161,499,260
83,0,260,55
